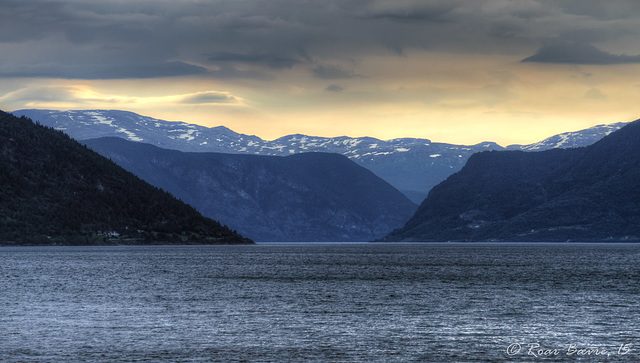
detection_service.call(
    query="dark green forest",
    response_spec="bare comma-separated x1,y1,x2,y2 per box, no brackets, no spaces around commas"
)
0,110,252,245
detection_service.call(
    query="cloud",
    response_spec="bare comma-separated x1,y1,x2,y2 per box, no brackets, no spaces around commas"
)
364,1,456,22
522,42,640,65
179,91,236,104
2,0,640,82
325,85,344,93
584,88,607,100
97,62,209,79
0,86,83,105
208,52,300,69
1,86,243,109
207,64,277,81
0,61,208,80
312,65,362,80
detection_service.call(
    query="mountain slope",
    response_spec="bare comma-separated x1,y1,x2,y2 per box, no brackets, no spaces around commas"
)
84,137,417,242
0,110,251,245
380,119,640,242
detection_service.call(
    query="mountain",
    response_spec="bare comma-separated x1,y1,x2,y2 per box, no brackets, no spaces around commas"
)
380,119,640,242
12,109,627,203
0,110,252,245
84,137,417,242
9,110,500,203
506,122,628,151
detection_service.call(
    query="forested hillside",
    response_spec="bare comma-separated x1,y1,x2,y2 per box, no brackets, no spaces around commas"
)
0,110,252,245
381,119,640,242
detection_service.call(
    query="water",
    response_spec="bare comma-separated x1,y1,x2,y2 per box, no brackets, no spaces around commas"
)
1,243,639,362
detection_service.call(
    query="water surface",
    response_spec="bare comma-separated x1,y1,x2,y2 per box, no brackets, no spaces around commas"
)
1,243,639,361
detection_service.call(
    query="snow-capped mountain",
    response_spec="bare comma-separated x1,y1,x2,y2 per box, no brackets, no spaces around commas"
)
507,122,627,151
12,109,495,156
12,109,627,203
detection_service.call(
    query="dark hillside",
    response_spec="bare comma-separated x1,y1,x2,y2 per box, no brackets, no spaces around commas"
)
0,110,251,245
381,119,640,242
84,137,417,242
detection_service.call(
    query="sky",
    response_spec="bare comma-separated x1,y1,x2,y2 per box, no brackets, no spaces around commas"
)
2,0,640,145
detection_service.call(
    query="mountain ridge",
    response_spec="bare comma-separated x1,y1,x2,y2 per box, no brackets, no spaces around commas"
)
14,109,624,203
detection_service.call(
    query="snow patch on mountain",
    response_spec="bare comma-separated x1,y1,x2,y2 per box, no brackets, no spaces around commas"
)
88,112,113,125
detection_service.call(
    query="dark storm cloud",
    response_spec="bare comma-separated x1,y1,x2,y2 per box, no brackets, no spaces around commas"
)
522,43,640,65
2,0,640,80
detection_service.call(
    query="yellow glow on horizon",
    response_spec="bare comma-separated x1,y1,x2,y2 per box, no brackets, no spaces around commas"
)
2,52,640,146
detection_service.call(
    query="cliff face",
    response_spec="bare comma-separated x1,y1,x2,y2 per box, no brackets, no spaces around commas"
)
85,137,417,242
382,120,640,242
0,111,251,245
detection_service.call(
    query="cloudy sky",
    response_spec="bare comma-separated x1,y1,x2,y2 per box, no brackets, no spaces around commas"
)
2,0,640,145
